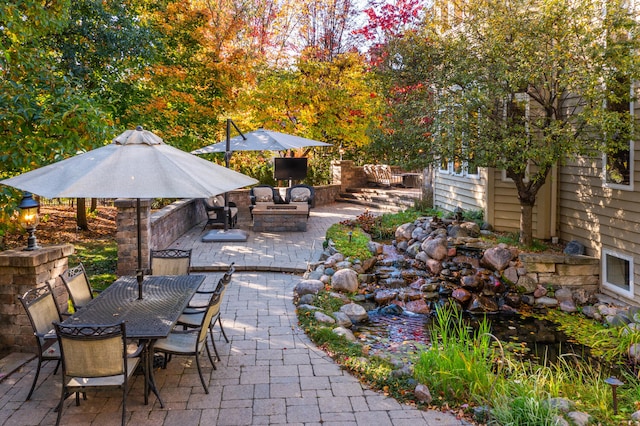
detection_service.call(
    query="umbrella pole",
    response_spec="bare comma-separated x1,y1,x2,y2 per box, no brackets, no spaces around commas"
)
136,198,143,299
223,119,232,231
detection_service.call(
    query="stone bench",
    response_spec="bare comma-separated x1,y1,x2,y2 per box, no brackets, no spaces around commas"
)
252,204,309,232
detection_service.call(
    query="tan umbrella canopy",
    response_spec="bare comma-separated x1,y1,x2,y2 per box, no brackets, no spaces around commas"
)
191,128,332,155
3,126,257,199
1,126,258,298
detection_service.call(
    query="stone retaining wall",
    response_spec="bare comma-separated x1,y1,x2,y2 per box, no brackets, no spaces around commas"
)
116,184,342,275
520,253,600,292
0,244,74,354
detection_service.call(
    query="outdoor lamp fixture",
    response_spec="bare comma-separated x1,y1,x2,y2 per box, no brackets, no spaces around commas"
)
605,376,624,414
18,192,40,251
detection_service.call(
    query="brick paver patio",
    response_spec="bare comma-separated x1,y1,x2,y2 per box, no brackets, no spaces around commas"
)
0,202,470,425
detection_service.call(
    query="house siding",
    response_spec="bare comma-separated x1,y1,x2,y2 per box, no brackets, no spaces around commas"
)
558,152,640,305
435,167,552,239
433,169,487,215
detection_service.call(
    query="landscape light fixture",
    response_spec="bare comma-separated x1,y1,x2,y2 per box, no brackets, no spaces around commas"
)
18,192,40,251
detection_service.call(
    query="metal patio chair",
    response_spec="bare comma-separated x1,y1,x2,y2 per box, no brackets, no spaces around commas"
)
150,248,192,276
17,283,62,400
60,263,96,312
154,289,223,393
53,321,142,426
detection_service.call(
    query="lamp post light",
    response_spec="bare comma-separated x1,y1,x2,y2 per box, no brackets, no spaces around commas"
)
18,192,40,251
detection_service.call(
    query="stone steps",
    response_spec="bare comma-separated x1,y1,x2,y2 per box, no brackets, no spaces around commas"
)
336,187,421,212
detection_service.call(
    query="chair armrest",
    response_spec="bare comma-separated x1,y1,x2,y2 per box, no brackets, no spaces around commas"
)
126,342,145,358
37,331,57,340
181,307,207,315
170,328,201,335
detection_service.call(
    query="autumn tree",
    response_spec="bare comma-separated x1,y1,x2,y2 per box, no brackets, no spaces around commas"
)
390,0,640,245
297,0,361,61
359,0,430,168
0,1,113,224
235,52,382,175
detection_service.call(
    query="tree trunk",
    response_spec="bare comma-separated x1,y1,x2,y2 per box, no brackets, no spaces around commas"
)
90,198,97,212
519,202,534,246
77,198,88,231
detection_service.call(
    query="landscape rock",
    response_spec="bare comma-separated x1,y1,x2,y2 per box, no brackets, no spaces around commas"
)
414,384,432,404
332,311,353,328
565,411,592,426
314,311,336,324
395,223,415,242
421,237,448,261
298,294,315,305
340,303,368,323
331,268,359,293
481,246,514,271
332,326,356,341
294,279,324,297
404,299,430,314
534,296,559,308
564,240,586,255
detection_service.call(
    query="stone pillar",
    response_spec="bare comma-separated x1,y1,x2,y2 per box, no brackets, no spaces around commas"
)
331,160,350,192
0,244,74,353
331,160,368,190
116,198,151,276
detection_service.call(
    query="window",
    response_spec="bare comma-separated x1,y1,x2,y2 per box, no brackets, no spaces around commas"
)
603,78,634,189
602,249,634,298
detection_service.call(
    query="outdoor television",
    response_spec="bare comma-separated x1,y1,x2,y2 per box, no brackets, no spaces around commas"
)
274,157,308,180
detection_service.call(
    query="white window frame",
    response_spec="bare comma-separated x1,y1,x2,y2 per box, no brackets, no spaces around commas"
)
602,248,634,298
602,139,634,191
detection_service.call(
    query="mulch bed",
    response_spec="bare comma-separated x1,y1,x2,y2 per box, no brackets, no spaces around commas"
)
2,204,117,250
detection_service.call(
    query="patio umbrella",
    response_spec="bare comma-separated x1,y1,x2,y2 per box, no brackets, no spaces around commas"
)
0,126,258,298
190,128,332,155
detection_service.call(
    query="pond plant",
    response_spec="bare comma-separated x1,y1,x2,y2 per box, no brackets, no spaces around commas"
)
302,210,640,424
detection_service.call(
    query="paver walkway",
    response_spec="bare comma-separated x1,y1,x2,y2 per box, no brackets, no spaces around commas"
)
0,202,470,425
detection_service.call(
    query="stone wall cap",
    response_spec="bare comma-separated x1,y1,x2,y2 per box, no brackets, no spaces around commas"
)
519,253,598,264
0,244,74,267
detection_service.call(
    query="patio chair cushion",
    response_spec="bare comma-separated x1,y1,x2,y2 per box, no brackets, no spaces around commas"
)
289,187,311,203
253,187,274,203
210,195,225,207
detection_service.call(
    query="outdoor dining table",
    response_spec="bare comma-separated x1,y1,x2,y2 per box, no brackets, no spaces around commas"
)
62,274,205,407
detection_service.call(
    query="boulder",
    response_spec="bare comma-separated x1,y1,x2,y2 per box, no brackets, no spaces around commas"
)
294,279,324,297
554,287,573,303
502,266,519,284
374,289,398,305
332,311,353,328
481,246,514,271
331,268,359,293
515,275,537,294
452,288,471,303
368,241,383,255
460,221,481,237
421,237,448,261
340,303,369,323
395,223,415,243
425,259,443,275
314,311,336,324
565,411,592,426
564,240,585,255
467,295,499,313
534,296,559,308
533,285,548,298
628,343,640,364
332,326,356,341
559,300,578,313
405,299,430,314
414,384,432,404
298,294,315,305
